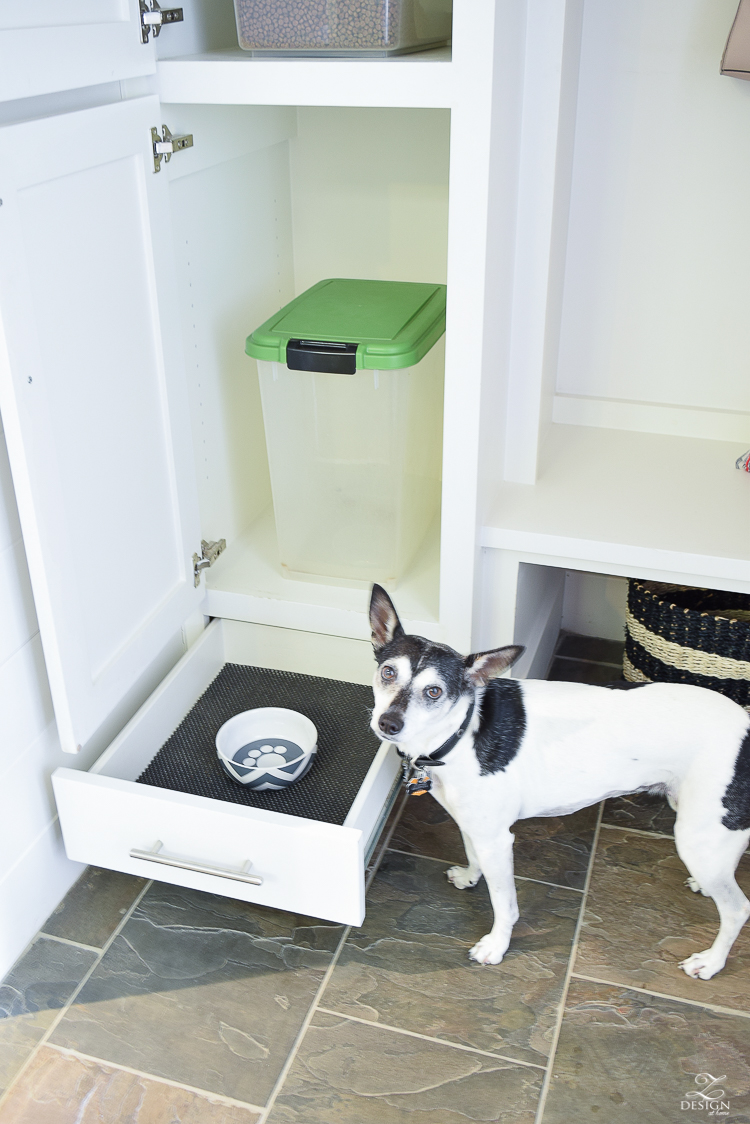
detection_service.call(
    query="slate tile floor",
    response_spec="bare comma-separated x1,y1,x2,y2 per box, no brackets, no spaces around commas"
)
1,631,749,1122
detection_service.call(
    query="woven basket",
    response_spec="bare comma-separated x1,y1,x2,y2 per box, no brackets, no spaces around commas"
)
624,580,750,709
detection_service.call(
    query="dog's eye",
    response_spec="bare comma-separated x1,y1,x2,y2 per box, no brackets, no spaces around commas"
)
381,666,396,681
425,685,442,699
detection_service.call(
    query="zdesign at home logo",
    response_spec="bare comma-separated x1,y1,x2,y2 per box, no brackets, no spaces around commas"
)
681,1073,730,1115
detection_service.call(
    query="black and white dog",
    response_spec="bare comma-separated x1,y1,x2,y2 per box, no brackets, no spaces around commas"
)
368,584,750,980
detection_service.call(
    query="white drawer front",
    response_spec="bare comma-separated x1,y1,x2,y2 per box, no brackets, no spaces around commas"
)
53,771,367,925
52,618,399,927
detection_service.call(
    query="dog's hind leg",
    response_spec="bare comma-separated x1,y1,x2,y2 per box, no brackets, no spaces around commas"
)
674,820,750,980
447,828,483,890
466,830,519,965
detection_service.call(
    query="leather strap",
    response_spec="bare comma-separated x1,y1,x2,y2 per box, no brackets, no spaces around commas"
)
409,700,475,768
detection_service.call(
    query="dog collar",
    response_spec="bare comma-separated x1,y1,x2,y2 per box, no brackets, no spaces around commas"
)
410,700,475,769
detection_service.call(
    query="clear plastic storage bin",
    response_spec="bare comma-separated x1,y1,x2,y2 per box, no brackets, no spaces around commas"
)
246,279,445,585
234,0,452,57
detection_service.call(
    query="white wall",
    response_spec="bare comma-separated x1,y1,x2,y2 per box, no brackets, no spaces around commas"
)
289,107,450,292
561,570,627,642
512,563,565,679
154,0,237,59
0,425,85,978
555,0,750,441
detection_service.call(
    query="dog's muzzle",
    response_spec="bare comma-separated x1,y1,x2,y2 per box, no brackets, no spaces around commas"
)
378,710,404,738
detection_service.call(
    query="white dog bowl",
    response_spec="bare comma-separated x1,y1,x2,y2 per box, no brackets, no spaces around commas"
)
215,707,317,791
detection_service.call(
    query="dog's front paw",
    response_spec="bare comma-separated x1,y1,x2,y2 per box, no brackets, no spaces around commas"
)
446,865,480,890
685,877,708,896
680,949,725,980
468,934,509,965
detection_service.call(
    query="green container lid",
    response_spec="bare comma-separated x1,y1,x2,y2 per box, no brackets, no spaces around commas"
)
245,278,446,371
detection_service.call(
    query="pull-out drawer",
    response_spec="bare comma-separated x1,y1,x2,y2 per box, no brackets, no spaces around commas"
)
52,619,400,926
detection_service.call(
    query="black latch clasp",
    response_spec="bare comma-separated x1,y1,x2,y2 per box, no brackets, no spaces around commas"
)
286,339,357,375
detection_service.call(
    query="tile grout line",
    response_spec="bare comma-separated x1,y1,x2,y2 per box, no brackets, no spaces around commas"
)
570,973,750,1022
385,847,585,893
0,879,154,1115
552,654,624,670
36,932,103,955
385,847,466,866
260,794,556,1120
533,802,604,1124
0,921,55,995
599,821,674,840
259,792,408,1123
258,923,352,1124
315,1007,547,1069
43,1044,266,1115
513,874,583,894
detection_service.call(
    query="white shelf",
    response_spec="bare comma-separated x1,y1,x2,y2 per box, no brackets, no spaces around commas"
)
157,47,453,109
482,425,750,591
203,505,440,640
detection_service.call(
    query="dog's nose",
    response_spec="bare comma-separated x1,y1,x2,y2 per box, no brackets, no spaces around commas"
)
378,711,404,738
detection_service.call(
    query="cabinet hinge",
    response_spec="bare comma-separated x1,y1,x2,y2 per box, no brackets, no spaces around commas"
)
193,538,226,587
151,125,193,173
140,0,183,44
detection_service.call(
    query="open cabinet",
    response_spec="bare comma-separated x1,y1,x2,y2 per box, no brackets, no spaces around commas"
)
0,0,519,923
3,0,747,929
165,102,450,635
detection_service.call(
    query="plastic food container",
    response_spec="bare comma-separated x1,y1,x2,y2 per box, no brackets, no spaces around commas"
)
233,0,452,57
216,707,318,790
246,277,445,585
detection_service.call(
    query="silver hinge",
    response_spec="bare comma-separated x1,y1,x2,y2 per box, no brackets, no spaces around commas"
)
193,538,226,587
151,125,193,173
140,0,183,44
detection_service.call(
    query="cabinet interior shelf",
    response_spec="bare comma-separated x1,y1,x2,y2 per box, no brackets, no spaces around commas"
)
204,505,441,641
157,47,454,108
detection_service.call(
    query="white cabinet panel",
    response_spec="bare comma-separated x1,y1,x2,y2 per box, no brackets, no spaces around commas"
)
0,0,153,102
0,424,22,553
0,96,202,753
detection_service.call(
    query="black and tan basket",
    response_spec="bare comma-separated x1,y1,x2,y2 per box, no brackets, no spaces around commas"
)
624,580,750,709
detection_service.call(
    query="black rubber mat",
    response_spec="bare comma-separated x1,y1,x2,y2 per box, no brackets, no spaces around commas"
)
137,664,380,825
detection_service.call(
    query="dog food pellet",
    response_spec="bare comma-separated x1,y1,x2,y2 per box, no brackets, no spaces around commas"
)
235,0,410,52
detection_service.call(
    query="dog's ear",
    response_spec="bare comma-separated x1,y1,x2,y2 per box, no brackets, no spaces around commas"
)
369,584,405,654
464,645,524,685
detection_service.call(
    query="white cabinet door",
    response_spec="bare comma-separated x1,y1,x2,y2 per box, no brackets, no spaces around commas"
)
0,95,202,753
0,1,155,102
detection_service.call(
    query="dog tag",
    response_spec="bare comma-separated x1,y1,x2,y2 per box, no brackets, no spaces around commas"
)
407,768,432,797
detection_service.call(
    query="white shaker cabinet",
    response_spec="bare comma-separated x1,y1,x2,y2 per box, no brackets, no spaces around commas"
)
0,2,491,919
0,84,405,916
0,0,155,103
0,0,521,757
0,96,203,755
2,0,747,922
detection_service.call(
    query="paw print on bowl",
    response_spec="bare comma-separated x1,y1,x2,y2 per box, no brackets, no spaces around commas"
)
215,709,318,791
244,741,296,768
242,744,295,768
235,739,303,768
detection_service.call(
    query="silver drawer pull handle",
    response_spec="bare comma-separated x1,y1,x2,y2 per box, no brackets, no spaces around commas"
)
129,840,263,885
